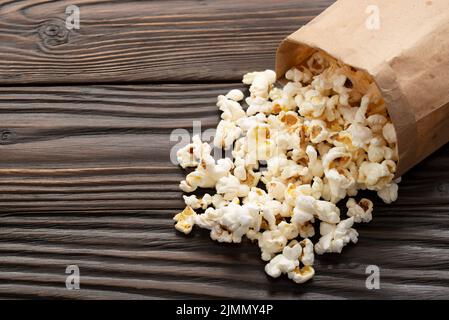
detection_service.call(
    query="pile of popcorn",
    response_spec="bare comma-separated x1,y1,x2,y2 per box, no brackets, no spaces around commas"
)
174,51,400,284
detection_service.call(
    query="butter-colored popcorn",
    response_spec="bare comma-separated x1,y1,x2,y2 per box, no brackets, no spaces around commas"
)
233,157,247,181
298,222,315,238
236,113,267,133
196,202,259,243
243,70,277,99
293,195,340,225
354,95,370,124
315,218,359,255
297,89,327,118
225,89,245,102
346,198,373,223
214,120,242,149
265,240,302,278
325,168,356,203
277,221,299,240
246,124,274,162
300,238,315,266
174,206,197,235
217,95,246,122
259,229,288,261
305,119,330,144
322,147,352,171
367,114,387,133
367,136,386,163
180,156,233,193
382,123,397,145
307,52,328,74
246,96,274,116
216,175,250,200
266,179,287,201
357,160,395,190
377,182,399,204
287,266,315,284
346,123,373,149
176,54,400,285
183,194,212,210
285,66,312,84
176,135,211,169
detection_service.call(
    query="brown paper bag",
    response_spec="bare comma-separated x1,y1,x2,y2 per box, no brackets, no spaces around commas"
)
276,0,449,177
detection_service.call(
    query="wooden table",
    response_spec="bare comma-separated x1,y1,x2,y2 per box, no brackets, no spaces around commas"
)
0,0,448,299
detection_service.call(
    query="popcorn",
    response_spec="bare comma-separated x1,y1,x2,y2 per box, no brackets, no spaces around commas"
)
265,238,314,283
175,51,400,285
292,195,340,225
180,155,233,193
382,123,397,144
259,229,288,261
346,123,373,149
174,206,197,235
285,66,312,84
243,70,277,99
377,182,399,204
217,95,246,122
246,96,274,116
305,119,330,144
300,238,315,266
225,89,245,102
265,240,302,278
213,120,242,149
357,160,395,190
297,89,327,118
266,179,287,201
176,135,211,169
326,166,357,201
216,175,250,200
322,147,352,171
346,198,373,223
288,265,315,284
315,218,359,254
183,194,212,210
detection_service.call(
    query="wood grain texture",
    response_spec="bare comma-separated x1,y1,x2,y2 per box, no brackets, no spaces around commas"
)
1,0,449,300
0,0,334,84
1,83,449,299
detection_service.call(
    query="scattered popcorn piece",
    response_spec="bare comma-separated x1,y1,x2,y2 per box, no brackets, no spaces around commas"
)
300,238,314,266
288,265,315,284
377,182,399,204
180,156,233,193
226,89,245,102
176,135,211,169
174,206,197,235
346,198,373,223
217,95,246,122
243,70,277,99
265,240,302,278
315,218,359,255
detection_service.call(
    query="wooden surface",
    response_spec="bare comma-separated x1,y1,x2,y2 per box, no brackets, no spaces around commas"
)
1,0,449,300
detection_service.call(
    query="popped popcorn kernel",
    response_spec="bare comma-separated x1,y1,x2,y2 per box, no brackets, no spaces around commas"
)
174,206,197,235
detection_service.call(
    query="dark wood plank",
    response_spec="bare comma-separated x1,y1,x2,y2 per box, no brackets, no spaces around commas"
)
0,0,334,84
1,83,449,299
